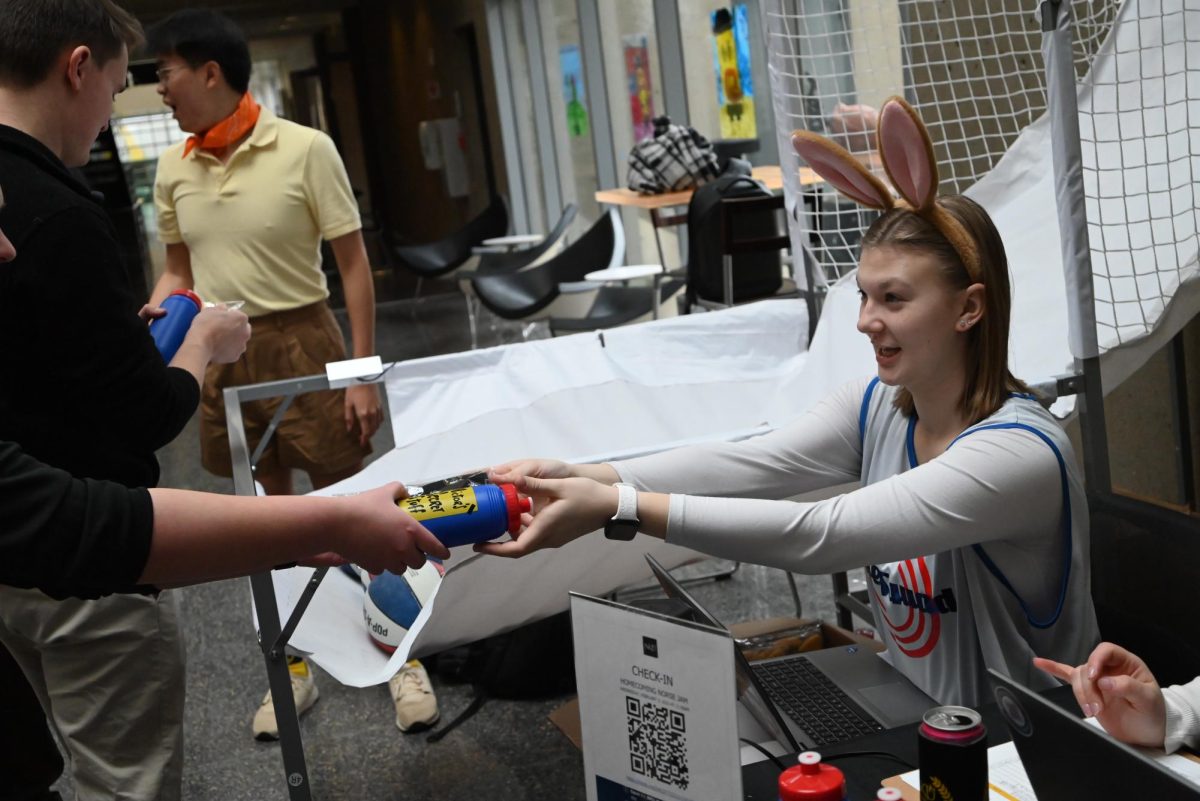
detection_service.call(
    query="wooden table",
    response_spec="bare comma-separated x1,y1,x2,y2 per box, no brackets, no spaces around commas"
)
593,165,823,268
593,165,822,210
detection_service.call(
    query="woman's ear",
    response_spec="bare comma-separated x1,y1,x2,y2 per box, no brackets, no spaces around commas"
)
958,282,986,330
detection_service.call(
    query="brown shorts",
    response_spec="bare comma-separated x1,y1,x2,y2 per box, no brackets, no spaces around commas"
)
200,301,371,478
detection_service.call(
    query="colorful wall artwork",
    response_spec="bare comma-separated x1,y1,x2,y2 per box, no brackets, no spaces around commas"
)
711,5,756,139
560,44,590,138
622,34,656,142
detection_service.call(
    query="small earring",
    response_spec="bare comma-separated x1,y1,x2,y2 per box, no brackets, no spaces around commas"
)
958,319,969,330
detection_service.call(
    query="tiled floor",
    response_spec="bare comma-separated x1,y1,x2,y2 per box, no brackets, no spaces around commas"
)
63,282,851,800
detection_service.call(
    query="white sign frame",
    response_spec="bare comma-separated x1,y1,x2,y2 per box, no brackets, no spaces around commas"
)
571,593,743,801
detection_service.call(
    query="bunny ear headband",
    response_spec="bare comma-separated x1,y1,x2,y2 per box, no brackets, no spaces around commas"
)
791,96,981,281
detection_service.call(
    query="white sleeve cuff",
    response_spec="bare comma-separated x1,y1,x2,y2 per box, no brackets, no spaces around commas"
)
1162,683,1200,754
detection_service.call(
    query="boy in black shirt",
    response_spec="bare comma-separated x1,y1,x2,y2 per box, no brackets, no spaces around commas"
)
0,2,250,798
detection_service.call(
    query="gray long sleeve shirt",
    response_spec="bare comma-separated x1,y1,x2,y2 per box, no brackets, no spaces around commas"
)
613,377,1099,706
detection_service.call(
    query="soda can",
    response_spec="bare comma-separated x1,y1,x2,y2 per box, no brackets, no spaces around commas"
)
918,705,987,801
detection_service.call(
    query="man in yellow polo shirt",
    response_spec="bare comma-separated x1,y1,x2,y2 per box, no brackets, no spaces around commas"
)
148,9,440,739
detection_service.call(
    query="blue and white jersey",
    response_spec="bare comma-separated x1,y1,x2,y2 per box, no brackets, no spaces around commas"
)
617,376,1099,706
858,378,1098,705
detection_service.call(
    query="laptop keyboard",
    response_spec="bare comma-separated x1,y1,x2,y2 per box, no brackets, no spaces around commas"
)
753,656,886,747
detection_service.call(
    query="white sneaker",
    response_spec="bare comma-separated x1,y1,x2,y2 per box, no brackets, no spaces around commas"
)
389,660,440,732
252,660,320,741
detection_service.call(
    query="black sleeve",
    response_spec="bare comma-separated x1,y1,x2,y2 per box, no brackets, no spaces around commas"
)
18,207,199,452
0,441,156,599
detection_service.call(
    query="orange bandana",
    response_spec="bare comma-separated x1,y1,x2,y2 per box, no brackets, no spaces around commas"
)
182,92,261,159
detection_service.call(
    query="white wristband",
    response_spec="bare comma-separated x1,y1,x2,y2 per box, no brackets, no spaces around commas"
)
613,482,638,521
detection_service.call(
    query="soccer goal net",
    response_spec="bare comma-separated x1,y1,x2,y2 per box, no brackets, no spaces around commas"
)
764,0,1199,356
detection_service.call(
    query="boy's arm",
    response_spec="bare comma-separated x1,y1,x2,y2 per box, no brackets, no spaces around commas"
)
148,243,194,306
329,230,381,444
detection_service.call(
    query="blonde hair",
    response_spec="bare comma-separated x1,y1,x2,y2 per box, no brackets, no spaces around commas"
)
860,195,1031,424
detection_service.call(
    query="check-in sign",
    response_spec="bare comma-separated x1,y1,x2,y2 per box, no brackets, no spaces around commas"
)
571,593,742,801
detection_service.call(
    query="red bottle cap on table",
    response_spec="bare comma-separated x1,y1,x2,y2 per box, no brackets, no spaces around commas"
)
778,752,845,801
500,483,531,534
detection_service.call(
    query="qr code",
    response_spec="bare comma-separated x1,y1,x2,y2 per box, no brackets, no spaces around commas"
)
626,696,688,790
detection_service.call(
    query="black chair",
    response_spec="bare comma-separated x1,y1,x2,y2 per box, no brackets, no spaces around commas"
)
472,203,577,277
457,204,578,348
548,279,686,336
386,195,508,282
1088,491,1200,687
470,209,624,323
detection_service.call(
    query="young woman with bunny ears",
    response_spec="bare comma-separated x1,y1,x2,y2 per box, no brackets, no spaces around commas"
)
481,98,1099,707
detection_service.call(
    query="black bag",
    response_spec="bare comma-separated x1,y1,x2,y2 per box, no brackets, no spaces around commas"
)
426,612,576,741
685,160,783,306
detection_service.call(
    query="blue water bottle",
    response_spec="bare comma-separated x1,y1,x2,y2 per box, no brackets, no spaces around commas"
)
398,484,531,547
149,289,203,363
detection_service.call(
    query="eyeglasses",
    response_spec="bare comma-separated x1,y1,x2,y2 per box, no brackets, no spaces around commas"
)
155,66,183,84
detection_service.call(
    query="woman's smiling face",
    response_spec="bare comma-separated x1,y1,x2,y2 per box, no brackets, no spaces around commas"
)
855,245,972,394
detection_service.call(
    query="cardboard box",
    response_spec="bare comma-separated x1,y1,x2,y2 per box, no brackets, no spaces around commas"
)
547,697,584,751
729,616,883,660
547,617,881,749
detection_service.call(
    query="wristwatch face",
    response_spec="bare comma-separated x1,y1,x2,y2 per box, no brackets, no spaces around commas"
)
604,518,638,541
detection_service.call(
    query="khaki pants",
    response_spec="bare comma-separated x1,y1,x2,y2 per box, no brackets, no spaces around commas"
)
199,301,371,477
0,587,185,801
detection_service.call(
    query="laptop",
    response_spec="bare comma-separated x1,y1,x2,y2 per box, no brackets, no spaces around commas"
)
990,669,1200,798
645,554,935,751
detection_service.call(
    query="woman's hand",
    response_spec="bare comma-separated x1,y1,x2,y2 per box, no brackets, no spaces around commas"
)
475,475,617,558
489,458,620,487
1034,642,1167,748
489,458,575,485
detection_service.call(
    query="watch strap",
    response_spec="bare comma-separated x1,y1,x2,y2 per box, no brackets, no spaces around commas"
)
613,482,638,522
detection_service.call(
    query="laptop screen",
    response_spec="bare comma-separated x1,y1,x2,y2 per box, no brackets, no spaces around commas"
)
645,554,804,752
989,669,1200,798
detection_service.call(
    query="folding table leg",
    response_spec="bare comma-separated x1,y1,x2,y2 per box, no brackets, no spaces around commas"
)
250,572,313,801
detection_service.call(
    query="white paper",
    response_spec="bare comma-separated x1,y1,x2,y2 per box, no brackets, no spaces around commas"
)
259,538,701,688
1083,717,1200,785
572,595,743,801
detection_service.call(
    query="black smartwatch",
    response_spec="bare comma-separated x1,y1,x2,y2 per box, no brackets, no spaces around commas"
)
604,483,640,541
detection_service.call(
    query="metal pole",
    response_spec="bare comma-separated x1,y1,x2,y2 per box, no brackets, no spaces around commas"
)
1041,0,1112,495
653,0,689,125
486,0,530,234
1167,333,1196,510
578,0,618,190
226,385,313,801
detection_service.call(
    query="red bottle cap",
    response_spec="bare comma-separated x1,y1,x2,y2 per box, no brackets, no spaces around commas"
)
778,752,845,801
499,483,531,534
168,288,203,310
